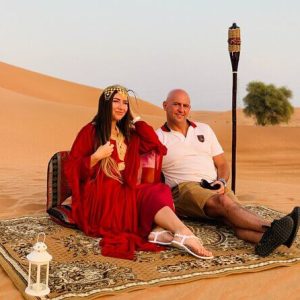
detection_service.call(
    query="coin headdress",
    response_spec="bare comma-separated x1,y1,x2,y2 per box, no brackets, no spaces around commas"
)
103,85,129,101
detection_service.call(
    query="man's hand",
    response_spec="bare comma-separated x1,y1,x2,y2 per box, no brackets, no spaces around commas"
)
211,180,226,195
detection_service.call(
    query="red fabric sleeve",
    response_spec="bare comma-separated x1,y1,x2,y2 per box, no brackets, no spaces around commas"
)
132,121,166,183
65,123,98,182
63,123,98,225
133,121,167,156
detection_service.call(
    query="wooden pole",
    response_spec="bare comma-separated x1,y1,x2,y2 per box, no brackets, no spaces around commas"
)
231,71,237,193
228,23,241,193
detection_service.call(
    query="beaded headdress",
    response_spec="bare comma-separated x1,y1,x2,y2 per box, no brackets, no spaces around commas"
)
103,85,129,101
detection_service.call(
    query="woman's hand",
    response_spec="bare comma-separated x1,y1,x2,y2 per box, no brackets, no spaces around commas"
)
90,142,114,167
95,142,114,160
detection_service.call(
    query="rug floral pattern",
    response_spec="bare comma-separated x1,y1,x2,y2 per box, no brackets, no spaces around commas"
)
0,205,299,300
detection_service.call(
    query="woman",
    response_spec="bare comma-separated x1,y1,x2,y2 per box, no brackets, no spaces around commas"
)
64,84,213,260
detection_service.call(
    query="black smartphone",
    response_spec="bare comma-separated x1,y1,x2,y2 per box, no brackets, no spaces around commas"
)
200,179,221,190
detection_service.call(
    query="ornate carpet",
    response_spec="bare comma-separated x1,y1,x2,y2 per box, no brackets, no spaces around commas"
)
1,205,300,300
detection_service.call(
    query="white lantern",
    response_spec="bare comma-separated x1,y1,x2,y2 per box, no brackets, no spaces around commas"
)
25,232,52,297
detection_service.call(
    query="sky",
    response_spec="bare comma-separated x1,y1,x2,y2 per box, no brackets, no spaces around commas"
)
1,0,300,110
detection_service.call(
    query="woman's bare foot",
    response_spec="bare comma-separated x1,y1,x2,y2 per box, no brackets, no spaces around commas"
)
148,227,174,245
172,229,213,258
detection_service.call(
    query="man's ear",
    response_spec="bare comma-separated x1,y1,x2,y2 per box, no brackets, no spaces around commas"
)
163,101,167,111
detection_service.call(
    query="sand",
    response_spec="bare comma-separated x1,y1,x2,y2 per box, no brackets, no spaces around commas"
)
0,61,300,299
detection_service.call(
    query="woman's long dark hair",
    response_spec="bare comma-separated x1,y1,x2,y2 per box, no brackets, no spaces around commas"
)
92,89,134,149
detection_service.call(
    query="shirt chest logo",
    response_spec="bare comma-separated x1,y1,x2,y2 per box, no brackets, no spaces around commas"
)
197,135,205,143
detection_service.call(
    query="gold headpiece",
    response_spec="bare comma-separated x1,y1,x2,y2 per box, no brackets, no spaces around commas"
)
103,85,129,101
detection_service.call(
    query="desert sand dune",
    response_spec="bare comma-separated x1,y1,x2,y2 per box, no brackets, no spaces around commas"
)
0,62,300,299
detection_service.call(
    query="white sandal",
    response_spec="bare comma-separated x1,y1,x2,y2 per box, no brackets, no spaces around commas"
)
171,233,214,259
148,230,173,245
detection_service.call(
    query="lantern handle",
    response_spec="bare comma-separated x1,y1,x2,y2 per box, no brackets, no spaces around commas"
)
37,232,46,243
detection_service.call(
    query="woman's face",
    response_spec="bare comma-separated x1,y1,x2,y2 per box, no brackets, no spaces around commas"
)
111,92,129,122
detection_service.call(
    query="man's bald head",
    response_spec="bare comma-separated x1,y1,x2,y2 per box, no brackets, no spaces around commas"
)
165,89,191,105
163,89,191,128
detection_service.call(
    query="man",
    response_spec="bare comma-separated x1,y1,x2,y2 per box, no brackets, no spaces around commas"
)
156,88,300,257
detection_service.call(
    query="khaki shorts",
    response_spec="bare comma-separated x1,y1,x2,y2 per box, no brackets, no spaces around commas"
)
172,181,239,219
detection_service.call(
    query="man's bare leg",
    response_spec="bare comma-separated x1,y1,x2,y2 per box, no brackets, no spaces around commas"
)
204,194,270,243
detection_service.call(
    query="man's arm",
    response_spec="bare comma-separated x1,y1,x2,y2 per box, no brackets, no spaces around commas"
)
212,153,230,193
213,153,230,181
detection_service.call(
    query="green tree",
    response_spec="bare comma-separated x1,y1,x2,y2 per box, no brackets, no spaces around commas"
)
243,81,294,126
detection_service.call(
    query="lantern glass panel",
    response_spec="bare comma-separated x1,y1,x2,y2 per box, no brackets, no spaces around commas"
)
29,264,48,291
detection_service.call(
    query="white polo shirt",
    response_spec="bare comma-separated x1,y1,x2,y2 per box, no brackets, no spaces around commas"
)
156,121,224,188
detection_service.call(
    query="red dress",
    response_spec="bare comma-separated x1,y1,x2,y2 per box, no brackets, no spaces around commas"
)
64,121,174,260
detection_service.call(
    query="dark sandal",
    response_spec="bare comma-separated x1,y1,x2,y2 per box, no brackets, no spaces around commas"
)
284,207,300,248
255,216,294,257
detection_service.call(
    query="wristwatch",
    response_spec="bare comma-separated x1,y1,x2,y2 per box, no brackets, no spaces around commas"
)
218,178,227,187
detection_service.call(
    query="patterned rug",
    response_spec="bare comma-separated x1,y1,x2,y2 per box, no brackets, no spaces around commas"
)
1,205,300,300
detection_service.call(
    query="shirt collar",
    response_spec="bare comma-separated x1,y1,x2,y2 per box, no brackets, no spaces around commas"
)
161,120,197,132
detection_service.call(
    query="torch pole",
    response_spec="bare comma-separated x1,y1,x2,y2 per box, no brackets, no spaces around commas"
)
231,71,237,193
228,23,241,193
